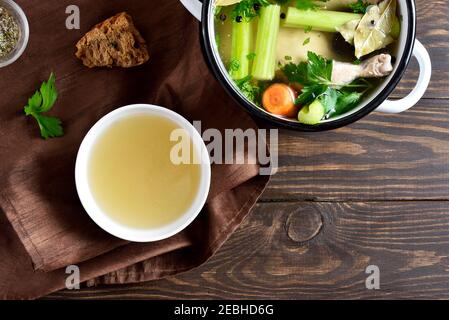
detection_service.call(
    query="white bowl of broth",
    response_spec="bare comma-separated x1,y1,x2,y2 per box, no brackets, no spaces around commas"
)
75,104,211,242
180,0,431,131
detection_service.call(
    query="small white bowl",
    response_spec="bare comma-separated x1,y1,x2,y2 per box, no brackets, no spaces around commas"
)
0,0,29,68
75,104,211,242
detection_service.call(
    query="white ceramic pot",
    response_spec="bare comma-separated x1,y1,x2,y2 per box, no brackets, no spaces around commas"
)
180,0,432,131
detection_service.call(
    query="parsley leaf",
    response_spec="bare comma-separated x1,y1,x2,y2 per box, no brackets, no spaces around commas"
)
326,91,364,118
296,84,327,105
281,51,370,118
282,60,309,85
306,51,333,86
229,59,241,73
24,73,63,139
247,52,256,61
231,0,270,21
348,0,370,14
235,75,261,104
319,87,338,113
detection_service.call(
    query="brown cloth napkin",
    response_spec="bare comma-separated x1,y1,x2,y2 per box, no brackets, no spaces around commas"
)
0,0,270,299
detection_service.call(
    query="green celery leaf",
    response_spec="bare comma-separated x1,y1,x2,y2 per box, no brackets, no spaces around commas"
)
25,91,42,115
24,73,63,139
296,84,327,106
34,114,64,140
39,73,58,113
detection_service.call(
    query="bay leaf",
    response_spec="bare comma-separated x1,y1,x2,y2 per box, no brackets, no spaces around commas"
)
336,19,361,45
354,0,397,58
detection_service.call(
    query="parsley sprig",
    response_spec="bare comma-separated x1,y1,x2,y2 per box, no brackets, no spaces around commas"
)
229,0,329,21
282,52,370,118
231,0,270,21
348,0,370,13
235,75,262,104
24,73,63,139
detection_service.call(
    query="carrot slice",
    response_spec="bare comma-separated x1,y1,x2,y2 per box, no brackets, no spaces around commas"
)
262,84,298,118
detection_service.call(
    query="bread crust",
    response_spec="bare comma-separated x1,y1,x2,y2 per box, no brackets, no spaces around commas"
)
75,12,149,68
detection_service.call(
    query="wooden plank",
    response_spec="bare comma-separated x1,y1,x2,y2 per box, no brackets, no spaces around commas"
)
47,201,449,300
262,99,449,201
391,0,449,99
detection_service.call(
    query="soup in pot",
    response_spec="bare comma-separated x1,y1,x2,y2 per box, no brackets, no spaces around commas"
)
214,0,401,124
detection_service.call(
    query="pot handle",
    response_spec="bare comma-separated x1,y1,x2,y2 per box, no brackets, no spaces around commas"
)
179,0,203,21
376,39,432,114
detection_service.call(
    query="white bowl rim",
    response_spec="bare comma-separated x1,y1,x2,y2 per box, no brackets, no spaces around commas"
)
75,104,211,242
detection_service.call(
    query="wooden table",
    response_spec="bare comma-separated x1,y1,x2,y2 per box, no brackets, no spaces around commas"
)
48,0,449,299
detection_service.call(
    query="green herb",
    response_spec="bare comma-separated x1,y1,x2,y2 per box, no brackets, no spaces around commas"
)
235,75,261,103
303,37,311,45
214,6,223,18
304,25,313,33
329,91,364,117
348,0,370,14
274,0,290,4
306,51,333,86
229,59,241,73
319,87,338,111
296,84,327,105
231,0,270,21
247,52,256,61
0,7,20,58
353,59,362,65
282,60,309,85
24,73,63,139
282,51,332,87
284,55,293,61
282,52,370,118
317,86,366,118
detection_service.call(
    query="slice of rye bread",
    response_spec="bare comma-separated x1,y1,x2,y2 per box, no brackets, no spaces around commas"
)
75,12,149,68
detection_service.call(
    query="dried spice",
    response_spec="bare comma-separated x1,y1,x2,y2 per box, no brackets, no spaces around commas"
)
0,6,20,58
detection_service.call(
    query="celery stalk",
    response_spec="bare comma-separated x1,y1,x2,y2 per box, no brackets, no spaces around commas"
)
298,99,325,125
230,20,252,80
284,8,362,33
251,5,281,81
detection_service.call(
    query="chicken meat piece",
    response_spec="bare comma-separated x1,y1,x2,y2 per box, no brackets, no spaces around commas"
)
331,54,393,86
